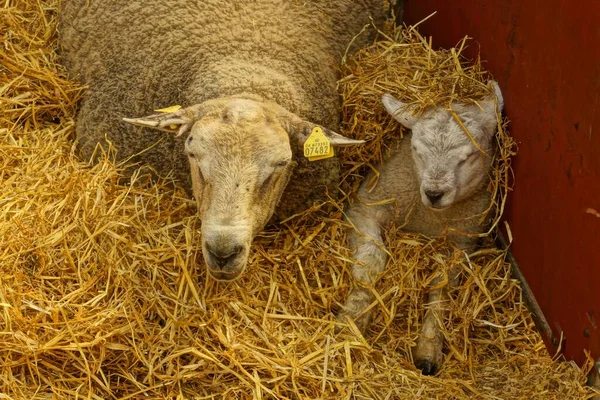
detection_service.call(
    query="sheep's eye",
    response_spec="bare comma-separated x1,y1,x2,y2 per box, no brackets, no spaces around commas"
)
187,153,206,181
260,173,276,193
413,152,425,163
263,163,285,187
411,146,425,161
458,152,477,166
261,161,289,191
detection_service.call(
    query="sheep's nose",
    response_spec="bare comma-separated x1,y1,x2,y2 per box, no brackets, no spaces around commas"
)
425,190,444,205
205,244,243,271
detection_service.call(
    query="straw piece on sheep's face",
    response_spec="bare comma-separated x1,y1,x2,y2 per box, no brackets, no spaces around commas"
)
124,96,362,281
382,82,504,210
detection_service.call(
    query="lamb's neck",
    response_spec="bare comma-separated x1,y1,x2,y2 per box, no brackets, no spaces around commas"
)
186,58,308,116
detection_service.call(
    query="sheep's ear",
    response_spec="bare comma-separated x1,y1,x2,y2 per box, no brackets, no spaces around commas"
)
486,81,504,113
382,93,419,129
315,125,364,146
279,109,364,146
474,81,503,136
293,122,364,146
122,104,200,137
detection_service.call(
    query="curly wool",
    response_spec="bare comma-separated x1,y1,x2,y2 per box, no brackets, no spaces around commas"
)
59,1,385,213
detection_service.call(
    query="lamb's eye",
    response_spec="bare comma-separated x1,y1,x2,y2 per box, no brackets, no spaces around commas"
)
275,160,289,168
458,152,477,166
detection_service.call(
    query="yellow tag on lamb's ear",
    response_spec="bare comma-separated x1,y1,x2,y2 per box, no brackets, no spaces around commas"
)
154,105,182,113
304,127,334,161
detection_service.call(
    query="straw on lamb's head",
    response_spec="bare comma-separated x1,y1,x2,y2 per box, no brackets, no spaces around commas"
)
382,81,503,210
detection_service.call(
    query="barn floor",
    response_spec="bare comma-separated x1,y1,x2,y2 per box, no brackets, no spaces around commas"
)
1,1,598,399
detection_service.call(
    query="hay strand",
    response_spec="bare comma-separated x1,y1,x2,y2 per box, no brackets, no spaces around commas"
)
0,1,597,399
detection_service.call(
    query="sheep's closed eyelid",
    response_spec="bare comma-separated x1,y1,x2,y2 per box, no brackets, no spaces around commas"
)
261,160,290,189
260,170,280,191
188,153,208,177
458,152,477,164
270,159,292,169
189,153,204,168
413,150,425,161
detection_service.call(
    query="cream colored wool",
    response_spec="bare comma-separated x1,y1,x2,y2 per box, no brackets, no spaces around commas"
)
59,0,386,217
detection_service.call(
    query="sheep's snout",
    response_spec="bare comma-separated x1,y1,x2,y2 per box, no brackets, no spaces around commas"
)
420,184,456,210
206,243,243,268
424,190,444,206
202,226,251,281
204,243,248,281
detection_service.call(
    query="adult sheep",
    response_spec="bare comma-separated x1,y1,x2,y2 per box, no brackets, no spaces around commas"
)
338,82,504,375
59,1,386,281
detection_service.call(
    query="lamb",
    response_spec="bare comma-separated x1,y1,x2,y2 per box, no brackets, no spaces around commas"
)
59,1,386,281
337,82,504,375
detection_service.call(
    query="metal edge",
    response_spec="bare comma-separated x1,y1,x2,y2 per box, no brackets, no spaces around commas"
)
497,233,600,393
495,233,560,354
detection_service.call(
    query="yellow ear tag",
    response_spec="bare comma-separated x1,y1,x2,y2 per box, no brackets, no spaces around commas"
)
154,105,182,113
303,127,334,161
153,105,182,130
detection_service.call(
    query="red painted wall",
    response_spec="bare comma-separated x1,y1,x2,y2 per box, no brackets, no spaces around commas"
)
402,0,600,365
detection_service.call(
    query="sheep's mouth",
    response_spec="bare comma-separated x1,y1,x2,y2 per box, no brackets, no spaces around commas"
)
206,266,245,282
204,250,248,281
427,203,450,211
421,196,451,211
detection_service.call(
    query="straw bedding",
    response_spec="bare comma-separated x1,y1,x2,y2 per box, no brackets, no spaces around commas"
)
1,1,598,399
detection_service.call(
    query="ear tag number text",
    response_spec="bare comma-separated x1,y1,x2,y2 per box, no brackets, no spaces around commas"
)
303,127,334,161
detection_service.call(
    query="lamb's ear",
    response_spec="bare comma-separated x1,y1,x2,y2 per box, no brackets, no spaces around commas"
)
382,93,419,129
122,104,201,137
476,81,504,136
483,81,504,114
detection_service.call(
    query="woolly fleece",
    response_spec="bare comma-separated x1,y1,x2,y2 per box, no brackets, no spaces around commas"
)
59,1,386,217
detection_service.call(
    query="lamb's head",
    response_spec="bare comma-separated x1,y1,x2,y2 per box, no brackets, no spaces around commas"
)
382,82,503,210
124,96,362,281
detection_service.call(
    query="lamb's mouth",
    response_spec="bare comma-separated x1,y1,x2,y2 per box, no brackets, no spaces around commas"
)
427,202,451,211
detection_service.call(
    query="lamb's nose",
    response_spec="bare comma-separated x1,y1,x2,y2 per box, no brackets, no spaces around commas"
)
425,190,444,205
205,244,243,271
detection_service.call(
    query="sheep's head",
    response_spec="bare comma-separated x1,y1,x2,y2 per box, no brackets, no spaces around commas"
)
124,96,362,281
382,82,503,210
